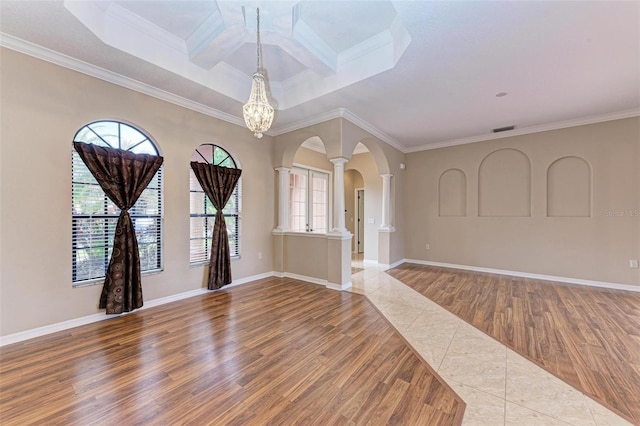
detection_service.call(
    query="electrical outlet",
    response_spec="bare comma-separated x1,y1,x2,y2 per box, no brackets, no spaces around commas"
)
258,252,263,260
425,244,431,250
630,259,639,269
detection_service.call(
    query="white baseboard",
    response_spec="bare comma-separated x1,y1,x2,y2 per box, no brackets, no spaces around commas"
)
0,271,273,347
228,271,276,288
379,259,405,270
403,259,640,293
327,281,352,291
278,271,328,287
275,271,352,291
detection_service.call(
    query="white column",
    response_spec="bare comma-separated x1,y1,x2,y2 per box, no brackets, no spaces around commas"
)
330,158,349,235
275,167,290,232
380,173,394,231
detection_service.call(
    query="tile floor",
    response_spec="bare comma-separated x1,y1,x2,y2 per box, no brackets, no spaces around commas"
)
349,257,631,426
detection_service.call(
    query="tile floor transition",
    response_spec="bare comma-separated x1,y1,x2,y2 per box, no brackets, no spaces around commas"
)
349,257,632,426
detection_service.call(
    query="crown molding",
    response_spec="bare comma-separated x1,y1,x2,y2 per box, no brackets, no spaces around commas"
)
406,108,640,153
0,33,245,128
4,32,637,156
270,108,407,153
269,108,345,135
340,109,407,153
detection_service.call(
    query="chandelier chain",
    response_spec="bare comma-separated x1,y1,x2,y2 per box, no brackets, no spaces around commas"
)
256,8,261,72
243,6,273,138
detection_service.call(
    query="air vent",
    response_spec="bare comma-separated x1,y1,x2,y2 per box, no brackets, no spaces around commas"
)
493,125,515,133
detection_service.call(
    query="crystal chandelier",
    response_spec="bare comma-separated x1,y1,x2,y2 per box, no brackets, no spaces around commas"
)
243,8,274,139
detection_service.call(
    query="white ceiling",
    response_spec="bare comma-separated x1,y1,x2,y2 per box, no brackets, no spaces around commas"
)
1,1,639,152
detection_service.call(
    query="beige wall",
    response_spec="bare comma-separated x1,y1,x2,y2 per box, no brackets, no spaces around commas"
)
282,234,328,280
0,48,276,336
293,147,333,171
404,118,640,286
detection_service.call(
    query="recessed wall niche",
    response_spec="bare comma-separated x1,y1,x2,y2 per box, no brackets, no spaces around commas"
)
547,156,591,217
439,168,467,216
478,148,531,217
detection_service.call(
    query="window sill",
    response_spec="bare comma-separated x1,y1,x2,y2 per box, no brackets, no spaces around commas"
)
72,268,163,288
189,256,240,268
282,231,327,238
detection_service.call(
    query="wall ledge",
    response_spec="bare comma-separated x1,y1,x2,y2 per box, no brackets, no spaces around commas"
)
378,226,396,233
403,259,640,293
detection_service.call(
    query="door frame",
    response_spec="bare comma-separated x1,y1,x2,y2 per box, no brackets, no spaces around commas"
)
354,188,365,254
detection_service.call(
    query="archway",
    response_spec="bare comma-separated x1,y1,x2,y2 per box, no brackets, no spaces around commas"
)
272,118,398,289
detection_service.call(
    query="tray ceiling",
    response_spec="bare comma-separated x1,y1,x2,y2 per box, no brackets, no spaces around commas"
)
1,1,638,151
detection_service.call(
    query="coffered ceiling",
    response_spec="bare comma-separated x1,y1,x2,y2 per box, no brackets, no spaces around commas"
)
1,1,639,152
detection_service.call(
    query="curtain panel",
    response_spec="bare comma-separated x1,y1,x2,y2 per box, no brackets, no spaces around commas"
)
73,142,164,314
190,162,242,289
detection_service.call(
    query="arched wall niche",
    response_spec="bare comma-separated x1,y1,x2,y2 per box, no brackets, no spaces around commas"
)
478,148,531,217
547,156,591,217
439,168,467,217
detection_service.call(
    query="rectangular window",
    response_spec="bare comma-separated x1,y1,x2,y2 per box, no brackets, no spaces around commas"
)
289,167,329,233
189,172,240,264
72,152,163,285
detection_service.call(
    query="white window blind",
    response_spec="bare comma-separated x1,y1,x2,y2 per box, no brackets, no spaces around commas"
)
189,144,240,265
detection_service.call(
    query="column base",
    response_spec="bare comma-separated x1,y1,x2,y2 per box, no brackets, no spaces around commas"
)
327,230,353,240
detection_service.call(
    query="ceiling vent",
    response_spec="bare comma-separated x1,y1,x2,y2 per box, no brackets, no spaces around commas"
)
492,125,516,133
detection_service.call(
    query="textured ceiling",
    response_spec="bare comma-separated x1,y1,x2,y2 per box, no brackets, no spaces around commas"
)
1,1,639,152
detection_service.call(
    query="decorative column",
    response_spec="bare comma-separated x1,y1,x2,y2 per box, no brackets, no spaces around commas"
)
274,167,290,232
380,173,394,231
327,157,352,291
330,158,349,235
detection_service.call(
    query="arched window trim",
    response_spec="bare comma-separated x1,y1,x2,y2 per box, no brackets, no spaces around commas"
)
189,144,241,265
71,120,164,286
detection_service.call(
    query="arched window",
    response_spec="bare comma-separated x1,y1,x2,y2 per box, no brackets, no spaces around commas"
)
71,121,163,285
190,144,240,264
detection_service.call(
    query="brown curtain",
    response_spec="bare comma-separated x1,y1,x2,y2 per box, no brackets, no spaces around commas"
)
74,142,163,314
190,162,242,290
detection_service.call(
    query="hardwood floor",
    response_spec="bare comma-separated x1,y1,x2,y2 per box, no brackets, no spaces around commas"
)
0,277,464,425
386,263,640,424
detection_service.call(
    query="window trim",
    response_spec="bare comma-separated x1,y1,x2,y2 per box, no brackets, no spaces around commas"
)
189,144,241,266
290,164,332,235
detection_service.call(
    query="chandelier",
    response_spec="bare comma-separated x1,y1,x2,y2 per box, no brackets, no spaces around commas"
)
243,8,274,139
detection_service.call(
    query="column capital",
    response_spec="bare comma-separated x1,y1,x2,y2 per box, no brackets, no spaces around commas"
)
329,157,349,166
275,166,291,173
380,173,393,179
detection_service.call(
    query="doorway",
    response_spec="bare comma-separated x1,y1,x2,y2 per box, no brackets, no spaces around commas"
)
356,188,364,254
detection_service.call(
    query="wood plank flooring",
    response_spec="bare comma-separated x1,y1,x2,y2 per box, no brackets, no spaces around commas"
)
0,277,464,425
386,263,640,424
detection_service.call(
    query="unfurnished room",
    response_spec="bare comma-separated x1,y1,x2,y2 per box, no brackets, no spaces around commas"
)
1,1,639,425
